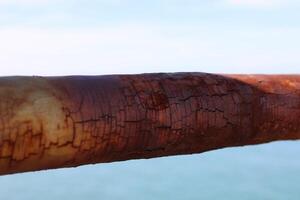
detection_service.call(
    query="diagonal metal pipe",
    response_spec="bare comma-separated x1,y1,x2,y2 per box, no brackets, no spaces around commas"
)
0,72,299,175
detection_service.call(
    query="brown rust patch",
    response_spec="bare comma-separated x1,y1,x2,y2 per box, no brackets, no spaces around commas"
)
0,73,299,175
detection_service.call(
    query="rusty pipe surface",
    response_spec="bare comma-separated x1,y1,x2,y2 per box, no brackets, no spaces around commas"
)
0,72,299,175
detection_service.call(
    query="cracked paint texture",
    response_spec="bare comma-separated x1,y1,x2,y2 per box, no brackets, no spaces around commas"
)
0,73,299,175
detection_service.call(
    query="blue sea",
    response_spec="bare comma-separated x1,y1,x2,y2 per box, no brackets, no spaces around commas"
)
0,141,299,200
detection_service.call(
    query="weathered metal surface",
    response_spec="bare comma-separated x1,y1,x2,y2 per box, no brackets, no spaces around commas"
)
0,73,299,175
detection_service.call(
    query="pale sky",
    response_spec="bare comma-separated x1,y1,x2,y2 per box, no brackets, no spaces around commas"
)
0,0,299,75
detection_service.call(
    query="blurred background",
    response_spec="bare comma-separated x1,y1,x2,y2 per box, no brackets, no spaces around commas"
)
0,0,300,199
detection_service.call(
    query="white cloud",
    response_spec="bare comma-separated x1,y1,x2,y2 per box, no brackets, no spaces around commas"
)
0,25,299,76
225,0,286,8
